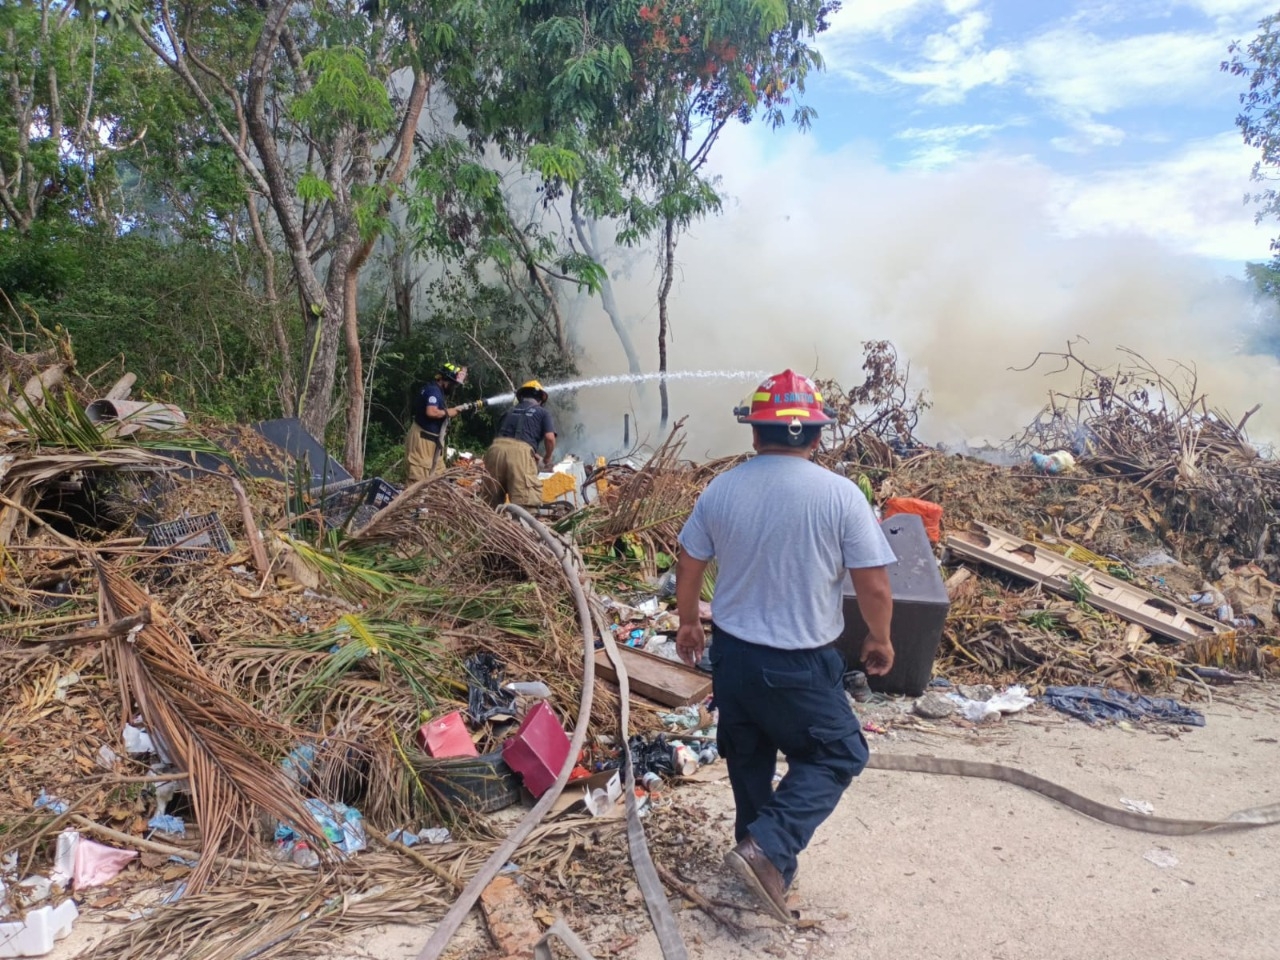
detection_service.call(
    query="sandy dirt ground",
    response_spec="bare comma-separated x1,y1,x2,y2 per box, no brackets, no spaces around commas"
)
51,682,1280,960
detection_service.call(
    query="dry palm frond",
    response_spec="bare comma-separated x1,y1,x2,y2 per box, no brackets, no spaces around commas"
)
95,560,325,893
82,821,626,960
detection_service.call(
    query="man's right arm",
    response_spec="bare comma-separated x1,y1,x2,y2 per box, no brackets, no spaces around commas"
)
675,551,710,667
850,566,894,675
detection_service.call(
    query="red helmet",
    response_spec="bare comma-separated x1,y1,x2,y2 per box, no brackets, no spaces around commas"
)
734,370,836,426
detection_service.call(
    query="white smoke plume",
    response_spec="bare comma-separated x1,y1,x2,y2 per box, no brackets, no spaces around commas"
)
558,129,1280,459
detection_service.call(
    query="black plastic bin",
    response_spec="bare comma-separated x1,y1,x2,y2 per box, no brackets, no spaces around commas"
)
835,512,950,696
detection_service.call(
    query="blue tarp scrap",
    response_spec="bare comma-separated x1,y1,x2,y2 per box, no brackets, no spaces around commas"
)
1043,685,1205,726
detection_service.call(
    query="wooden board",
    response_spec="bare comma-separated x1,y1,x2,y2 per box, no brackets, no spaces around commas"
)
946,522,1229,645
594,645,712,707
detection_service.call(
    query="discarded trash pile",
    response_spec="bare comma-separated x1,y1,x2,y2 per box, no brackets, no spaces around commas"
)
3,334,1280,959
865,345,1280,692
0,339,696,957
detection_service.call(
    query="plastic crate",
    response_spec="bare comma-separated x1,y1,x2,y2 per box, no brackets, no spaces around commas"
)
316,477,400,531
410,749,521,814
142,512,234,562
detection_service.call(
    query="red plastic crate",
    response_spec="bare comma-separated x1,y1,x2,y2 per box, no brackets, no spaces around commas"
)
501,701,570,798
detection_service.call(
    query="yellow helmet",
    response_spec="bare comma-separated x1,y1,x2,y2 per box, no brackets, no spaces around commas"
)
516,380,548,404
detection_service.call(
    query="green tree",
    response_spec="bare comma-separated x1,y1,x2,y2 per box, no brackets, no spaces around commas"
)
84,0,436,477
455,0,837,423
0,1,166,232
1227,14,1280,256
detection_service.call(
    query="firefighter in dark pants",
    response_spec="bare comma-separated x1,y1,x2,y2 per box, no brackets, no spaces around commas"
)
674,369,896,924
483,380,556,508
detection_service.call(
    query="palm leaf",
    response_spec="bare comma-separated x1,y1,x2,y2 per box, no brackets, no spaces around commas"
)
283,613,451,715
95,560,325,893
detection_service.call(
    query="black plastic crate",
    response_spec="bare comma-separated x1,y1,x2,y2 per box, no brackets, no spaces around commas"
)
142,511,234,562
835,512,950,696
410,749,521,814
316,477,400,531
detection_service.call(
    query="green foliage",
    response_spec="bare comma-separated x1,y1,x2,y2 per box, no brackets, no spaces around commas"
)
1228,16,1280,262
280,613,449,714
0,230,287,422
297,172,337,204
292,48,397,135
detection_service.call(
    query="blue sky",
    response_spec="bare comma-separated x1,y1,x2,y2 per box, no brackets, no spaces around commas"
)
787,0,1279,267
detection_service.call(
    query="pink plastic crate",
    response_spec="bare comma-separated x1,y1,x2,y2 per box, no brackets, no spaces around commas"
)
501,701,570,798
416,711,477,758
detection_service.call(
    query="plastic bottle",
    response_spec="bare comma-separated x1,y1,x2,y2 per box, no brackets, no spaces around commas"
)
291,841,320,868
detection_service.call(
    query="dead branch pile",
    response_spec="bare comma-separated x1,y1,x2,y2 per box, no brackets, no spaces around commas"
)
3,328,1280,957
1010,342,1280,581
887,452,1279,689
816,339,932,469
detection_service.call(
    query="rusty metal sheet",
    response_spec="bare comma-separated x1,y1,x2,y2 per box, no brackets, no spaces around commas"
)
945,522,1229,645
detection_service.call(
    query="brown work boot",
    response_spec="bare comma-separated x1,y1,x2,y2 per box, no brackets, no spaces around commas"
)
724,837,793,924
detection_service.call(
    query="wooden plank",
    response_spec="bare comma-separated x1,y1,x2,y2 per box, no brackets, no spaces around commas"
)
594,645,711,707
946,522,1228,644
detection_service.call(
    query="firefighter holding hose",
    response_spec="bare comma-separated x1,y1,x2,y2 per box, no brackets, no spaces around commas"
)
406,362,466,481
482,380,556,508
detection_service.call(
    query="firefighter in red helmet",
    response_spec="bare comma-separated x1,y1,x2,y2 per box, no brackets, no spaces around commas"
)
674,369,896,923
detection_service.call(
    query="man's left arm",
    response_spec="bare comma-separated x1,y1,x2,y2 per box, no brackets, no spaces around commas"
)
850,566,893,675
539,409,556,468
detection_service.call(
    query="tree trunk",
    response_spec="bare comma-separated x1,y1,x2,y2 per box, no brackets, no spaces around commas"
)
656,214,676,429
392,243,416,340
571,191,643,377
246,195,297,416
337,71,427,476
244,1,334,439
341,265,365,479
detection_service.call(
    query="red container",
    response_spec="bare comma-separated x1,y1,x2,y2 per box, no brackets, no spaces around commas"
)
417,710,478,758
501,701,570,798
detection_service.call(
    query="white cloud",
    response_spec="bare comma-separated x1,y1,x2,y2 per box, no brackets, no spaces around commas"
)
1050,119,1128,153
902,143,968,168
1049,132,1272,262
896,120,1018,166
882,9,1016,103
1022,27,1231,116
825,0,940,38
1173,0,1275,21
896,121,1011,141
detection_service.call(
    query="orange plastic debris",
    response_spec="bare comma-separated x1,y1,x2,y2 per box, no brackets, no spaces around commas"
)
882,497,944,543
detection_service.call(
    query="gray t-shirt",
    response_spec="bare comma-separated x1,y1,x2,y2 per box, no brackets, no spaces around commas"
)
678,455,896,650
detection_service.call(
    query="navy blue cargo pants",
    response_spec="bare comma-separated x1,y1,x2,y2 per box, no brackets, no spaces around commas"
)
710,626,869,887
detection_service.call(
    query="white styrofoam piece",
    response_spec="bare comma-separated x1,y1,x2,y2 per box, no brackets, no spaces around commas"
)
0,899,78,957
